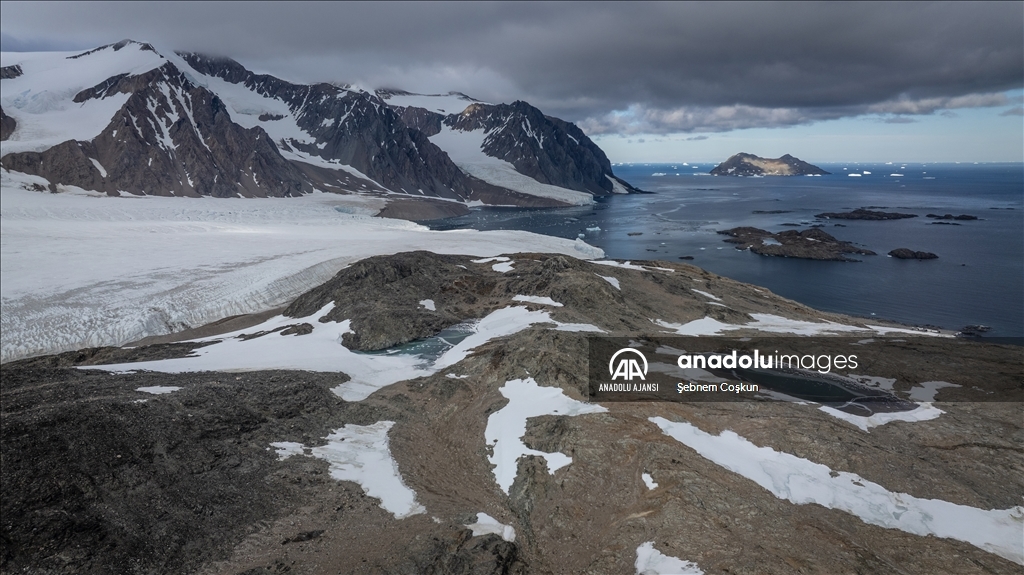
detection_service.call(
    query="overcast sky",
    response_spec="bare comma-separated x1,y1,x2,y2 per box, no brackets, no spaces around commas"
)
2,1,1021,162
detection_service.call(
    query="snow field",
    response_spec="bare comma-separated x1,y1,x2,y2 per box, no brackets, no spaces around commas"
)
1,183,603,362
651,417,1024,564
1,45,165,154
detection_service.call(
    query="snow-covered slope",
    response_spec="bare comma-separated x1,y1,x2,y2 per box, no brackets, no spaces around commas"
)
0,172,603,362
1,40,637,206
430,125,595,205
0,42,164,155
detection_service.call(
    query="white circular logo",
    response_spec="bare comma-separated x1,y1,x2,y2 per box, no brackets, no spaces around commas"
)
609,348,648,381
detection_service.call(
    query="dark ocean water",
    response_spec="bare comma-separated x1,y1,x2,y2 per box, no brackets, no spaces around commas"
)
428,163,1024,337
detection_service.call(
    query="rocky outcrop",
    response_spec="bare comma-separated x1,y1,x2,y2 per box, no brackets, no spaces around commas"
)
816,209,918,220
710,153,829,176
927,213,977,220
889,248,938,259
719,227,877,261
0,64,22,80
1,107,16,141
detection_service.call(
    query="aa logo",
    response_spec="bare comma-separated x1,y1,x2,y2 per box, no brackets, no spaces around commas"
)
609,348,648,381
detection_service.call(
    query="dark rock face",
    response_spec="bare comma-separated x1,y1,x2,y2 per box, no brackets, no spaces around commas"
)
719,227,876,261
1,107,18,141
816,209,918,220
0,64,22,79
710,153,829,176
442,101,638,196
927,213,978,221
1,43,638,206
889,248,938,260
0,367,384,575
2,63,312,197
178,53,477,201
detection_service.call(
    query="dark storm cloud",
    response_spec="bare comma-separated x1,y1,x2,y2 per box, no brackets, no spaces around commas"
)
2,2,1021,134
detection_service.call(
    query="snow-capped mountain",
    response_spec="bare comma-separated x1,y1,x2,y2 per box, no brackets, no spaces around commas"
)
0,40,636,206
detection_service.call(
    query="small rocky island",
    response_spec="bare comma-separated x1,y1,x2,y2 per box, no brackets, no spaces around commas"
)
719,227,876,261
927,213,977,221
816,209,918,220
889,248,938,260
709,153,829,176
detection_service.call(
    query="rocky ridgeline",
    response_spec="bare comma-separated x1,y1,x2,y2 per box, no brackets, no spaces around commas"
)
1,41,633,206
381,94,638,197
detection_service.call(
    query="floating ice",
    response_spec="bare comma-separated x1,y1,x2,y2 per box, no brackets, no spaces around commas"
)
908,381,960,402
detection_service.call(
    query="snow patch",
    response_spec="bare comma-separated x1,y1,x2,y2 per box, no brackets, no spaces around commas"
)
275,421,425,519
651,417,1024,564
486,378,607,493
635,542,703,575
598,274,621,290
818,403,944,432
642,472,658,490
466,512,516,542
135,386,180,395
89,158,107,178
419,299,436,311
512,295,563,307
691,289,721,301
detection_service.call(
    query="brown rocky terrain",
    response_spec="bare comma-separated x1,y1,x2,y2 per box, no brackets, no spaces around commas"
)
709,153,829,176
718,227,877,261
2,253,1021,574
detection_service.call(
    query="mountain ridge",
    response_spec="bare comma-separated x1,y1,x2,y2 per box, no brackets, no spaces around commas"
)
0,40,637,210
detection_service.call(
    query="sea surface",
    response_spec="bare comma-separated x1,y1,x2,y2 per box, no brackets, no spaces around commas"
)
428,163,1024,337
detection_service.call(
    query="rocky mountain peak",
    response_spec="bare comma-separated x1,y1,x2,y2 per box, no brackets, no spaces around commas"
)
2,41,640,208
